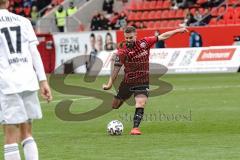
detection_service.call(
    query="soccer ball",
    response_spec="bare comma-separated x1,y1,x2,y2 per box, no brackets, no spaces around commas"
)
107,120,124,136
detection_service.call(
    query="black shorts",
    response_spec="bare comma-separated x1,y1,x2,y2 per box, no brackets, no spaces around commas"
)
115,81,149,101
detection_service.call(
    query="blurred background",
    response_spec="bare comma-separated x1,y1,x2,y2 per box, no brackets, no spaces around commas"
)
8,0,240,74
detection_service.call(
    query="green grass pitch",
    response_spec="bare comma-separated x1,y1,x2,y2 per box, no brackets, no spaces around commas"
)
1,73,240,160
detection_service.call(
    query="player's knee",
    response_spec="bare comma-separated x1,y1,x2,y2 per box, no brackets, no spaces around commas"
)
3,125,19,144
135,95,147,108
135,100,146,108
112,101,120,109
112,99,123,109
4,134,18,144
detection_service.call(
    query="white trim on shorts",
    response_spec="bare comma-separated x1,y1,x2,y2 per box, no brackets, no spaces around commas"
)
0,90,42,125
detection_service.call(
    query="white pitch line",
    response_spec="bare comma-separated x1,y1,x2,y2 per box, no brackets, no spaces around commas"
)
52,95,86,97
40,97,94,104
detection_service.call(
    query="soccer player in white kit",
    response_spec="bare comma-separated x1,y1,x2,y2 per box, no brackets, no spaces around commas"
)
0,0,52,160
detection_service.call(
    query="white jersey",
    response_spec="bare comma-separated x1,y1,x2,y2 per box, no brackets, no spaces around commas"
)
0,9,43,94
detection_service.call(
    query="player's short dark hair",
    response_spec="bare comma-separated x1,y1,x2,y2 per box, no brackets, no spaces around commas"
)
124,26,136,34
90,33,95,38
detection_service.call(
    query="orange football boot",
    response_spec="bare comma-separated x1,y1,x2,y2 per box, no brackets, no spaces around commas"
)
130,128,142,135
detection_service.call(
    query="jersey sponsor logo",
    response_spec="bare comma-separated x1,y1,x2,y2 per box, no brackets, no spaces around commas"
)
133,50,148,59
125,71,149,80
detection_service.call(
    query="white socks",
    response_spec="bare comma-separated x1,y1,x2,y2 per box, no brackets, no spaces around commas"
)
4,143,21,160
4,137,39,160
21,137,39,160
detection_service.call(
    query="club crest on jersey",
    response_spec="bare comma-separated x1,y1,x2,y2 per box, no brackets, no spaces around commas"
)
140,42,147,48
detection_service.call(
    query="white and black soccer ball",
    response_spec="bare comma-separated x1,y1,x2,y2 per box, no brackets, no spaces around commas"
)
107,120,124,136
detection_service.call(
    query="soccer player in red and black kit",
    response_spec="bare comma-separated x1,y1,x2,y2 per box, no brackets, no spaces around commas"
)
102,26,188,135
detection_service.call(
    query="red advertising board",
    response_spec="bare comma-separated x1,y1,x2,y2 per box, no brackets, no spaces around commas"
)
197,48,236,61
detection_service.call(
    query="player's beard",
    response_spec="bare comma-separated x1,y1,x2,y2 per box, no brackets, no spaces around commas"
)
126,41,135,49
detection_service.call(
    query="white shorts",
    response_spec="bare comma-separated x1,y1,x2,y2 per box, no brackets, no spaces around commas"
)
0,91,42,125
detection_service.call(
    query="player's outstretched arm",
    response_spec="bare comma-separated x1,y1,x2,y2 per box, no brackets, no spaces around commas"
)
102,65,121,90
158,28,189,41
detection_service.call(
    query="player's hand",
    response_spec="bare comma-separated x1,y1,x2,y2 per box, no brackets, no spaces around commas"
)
40,80,53,103
177,27,189,33
102,84,112,90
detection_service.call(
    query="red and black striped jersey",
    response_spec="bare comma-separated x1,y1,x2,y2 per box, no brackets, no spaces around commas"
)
115,36,158,84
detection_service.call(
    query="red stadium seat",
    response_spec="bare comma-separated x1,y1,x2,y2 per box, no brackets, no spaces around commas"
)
236,7,240,12
223,7,235,20
235,18,240,24
211,7,218,17
128,12,136,21
160,21,168,28
209,18,217,25
233,12,240,21
190,8,196,14
143,1,151,10
149,1,157,10
135,12,143,20
228,0,238,5
128,2,137,10
143,21,148,27
162,0,171,9
199,8,205,15
234,11,240,20
227,7,234,13
224,12,234,20
218,7,226,15
135,21,141,28
174,20,182,27
156,1,163,9
217,19,226,25
148,11,155,20
141,11,149,20
161,10,169,19
175,9,184,18
136,1,144,11
147,21,155,28
15,7,22,14
168,10,176,18
24,7,31,17
143,21,149,26
167,20,175,28
155,10,162,19
154,21,161,28
226,19,235,25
